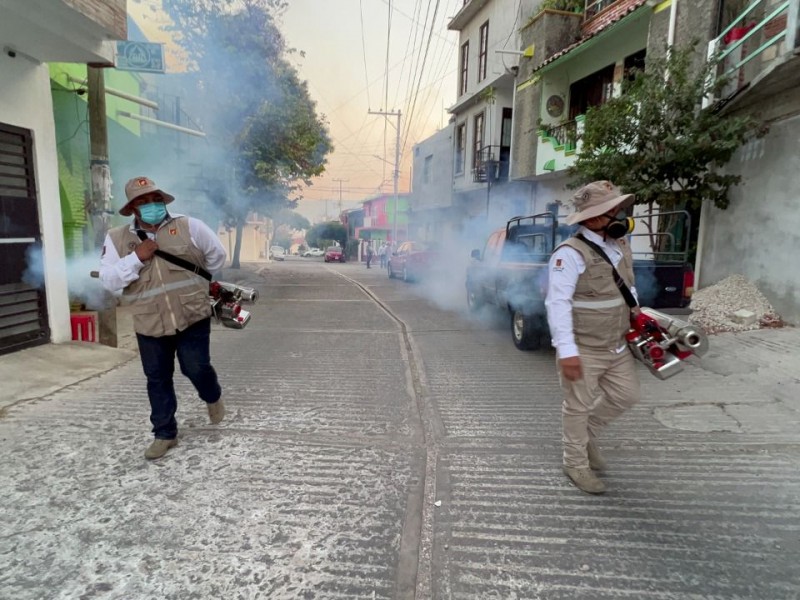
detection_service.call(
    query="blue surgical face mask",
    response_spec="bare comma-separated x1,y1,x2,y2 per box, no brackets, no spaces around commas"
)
137,202,168,225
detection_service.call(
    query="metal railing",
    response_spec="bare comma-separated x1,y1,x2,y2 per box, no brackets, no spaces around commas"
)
472,145,509,183
706,0,798,103
585,0,617,19
540,120,579,150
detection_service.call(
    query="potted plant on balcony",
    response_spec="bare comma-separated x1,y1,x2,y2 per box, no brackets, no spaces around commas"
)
540,0,584,13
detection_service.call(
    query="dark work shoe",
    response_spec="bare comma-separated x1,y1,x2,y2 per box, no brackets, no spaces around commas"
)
563,466,606,494
587,439,607,471
145,438,177,460
207,399,225,424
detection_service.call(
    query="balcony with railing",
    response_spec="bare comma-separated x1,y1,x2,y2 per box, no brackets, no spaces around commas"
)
535,115,585,175
472,145,510,183
585,0,617,20
705,0,800,110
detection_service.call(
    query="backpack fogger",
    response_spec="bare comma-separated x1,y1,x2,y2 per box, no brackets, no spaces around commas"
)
93,233,258,329
576,234,708,380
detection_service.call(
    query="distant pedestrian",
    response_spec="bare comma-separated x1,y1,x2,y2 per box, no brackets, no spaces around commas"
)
366,243,375,268
99,176,227,460
378,242,387,268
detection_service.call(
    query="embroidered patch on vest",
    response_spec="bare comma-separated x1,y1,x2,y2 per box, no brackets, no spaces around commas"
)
553,258,564,271
169,227,177,235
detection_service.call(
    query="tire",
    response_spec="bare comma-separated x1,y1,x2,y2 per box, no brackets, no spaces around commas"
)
402,266,412,282
466,285,483,312
388,263,395,279
511,308,545,351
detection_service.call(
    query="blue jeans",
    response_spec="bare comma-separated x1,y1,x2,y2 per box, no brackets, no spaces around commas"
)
136,317,222,439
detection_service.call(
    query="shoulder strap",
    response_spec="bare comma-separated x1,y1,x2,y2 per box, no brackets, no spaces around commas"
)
575,233,638,308
136,229,213,281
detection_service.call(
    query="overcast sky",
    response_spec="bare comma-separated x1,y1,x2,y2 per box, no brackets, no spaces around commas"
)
129,0,461,222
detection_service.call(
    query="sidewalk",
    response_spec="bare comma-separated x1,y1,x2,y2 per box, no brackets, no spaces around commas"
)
0,263,267,412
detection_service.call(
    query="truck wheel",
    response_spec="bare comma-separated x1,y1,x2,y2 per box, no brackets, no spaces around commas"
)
466,286,483,312
511,309,544,351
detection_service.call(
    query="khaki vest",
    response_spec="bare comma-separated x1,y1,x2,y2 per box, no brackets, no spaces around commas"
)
109,216,212,337
558,236,635,351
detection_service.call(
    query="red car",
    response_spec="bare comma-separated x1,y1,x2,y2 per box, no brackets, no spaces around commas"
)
324,246,345,263
387,241,440,282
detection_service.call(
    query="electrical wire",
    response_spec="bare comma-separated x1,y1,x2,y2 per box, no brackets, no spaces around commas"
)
359,0,372,109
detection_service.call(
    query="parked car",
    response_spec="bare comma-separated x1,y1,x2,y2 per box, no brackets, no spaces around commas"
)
270,246,286,261
324,246,345,263
387,241,440,282
302,247,324,257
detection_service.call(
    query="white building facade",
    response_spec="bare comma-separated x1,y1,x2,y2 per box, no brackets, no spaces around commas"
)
0,0,126,354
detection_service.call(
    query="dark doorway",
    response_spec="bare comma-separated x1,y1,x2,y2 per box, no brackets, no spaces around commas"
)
568,63,615,120
0,122,50,355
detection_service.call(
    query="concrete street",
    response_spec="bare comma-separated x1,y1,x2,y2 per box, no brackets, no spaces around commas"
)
1,258,799,599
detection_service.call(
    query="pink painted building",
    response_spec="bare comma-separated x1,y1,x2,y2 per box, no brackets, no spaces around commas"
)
355,193,410,244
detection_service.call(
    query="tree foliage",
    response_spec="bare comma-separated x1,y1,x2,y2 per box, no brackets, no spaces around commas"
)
161,0,332,267
570,43,759,212
270,209,310,238
306,221,347,250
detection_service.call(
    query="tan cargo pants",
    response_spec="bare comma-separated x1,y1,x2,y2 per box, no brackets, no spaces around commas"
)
558,346,641,468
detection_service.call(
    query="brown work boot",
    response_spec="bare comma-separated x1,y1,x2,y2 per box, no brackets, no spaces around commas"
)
207,398,225,424
563,466,606,494
144,438,177,460
587,439,607,472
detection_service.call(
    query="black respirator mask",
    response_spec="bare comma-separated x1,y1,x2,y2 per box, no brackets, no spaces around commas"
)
602,210,635,239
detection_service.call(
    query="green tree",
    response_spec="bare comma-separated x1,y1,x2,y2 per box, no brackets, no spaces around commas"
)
162,0,332,268
306,221,347,250
270,209,310,240
569,43,760,257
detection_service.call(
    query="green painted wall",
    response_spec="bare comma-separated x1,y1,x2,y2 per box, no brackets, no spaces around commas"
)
49,64,146,256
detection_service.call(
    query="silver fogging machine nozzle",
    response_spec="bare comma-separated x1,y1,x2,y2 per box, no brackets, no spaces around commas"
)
640,308,709,357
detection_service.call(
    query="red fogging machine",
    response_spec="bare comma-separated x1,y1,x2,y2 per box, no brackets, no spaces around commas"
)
626,308,708,380
209,281,258,329
90,271,258,330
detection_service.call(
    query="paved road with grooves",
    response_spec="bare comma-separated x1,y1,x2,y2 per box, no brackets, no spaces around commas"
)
1,259,798,599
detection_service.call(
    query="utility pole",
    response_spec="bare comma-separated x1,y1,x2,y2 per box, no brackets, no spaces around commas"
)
333,178,348,214
368,109,401,243
87,65,116,347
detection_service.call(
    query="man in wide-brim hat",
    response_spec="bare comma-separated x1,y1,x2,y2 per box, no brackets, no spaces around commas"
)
545,180,641,495
99,176,228,460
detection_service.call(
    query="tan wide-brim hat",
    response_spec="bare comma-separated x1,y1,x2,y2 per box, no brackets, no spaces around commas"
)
565,180,635,225
119,176,175,216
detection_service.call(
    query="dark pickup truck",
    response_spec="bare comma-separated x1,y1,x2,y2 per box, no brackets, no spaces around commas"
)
465,211,694,350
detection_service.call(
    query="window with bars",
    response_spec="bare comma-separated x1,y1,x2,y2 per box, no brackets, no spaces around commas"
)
473,112,484,169
478,21,489,82
455,123,466,174
459,41,469,95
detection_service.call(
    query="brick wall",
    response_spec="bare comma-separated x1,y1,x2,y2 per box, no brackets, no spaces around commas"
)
62,0,127,40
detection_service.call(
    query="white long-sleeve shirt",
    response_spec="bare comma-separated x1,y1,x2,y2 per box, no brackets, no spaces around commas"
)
544,227,638,359
99,214,227,294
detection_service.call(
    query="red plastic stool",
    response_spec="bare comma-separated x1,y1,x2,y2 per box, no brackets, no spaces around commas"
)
70,312,98,342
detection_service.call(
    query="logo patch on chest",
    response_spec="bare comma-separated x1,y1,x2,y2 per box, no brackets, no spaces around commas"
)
169,227,178,236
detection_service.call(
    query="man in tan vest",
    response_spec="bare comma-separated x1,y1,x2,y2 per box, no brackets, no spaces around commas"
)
99,177,228,459
545,181,641,494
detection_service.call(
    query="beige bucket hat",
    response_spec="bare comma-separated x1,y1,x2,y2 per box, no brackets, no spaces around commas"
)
120,176,175,216
565,180,635,225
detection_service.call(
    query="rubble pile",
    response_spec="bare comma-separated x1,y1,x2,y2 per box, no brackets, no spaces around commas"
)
689,274,783,334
